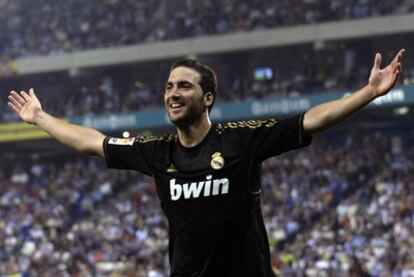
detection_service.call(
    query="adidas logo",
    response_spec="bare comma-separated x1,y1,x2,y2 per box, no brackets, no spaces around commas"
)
167,163,177,173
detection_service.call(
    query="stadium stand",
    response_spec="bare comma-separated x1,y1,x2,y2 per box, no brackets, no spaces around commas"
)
0,0,409,60
0,131,413,276
1,35,414,123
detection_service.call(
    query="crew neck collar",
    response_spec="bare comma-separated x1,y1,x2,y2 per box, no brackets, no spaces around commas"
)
177,124,214,152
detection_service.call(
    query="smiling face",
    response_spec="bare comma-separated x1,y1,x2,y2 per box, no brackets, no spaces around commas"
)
164,66,212,128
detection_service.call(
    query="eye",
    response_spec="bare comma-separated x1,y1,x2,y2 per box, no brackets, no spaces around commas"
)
165,83,173,92
180,82,193,89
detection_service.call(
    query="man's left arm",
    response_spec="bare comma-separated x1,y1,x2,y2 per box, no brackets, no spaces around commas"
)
303,49,405,135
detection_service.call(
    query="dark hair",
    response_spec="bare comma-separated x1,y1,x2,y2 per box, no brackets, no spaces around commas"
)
170,58,217,112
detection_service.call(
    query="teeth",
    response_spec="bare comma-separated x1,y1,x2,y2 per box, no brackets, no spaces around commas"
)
171,103,182,108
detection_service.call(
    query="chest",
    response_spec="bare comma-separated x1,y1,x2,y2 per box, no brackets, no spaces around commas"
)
152,135,258,202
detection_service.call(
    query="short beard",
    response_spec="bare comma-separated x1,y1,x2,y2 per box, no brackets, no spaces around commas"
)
169,98,205,129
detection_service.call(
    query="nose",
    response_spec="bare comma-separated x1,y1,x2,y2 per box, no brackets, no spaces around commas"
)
167,86,181,98
165,88,180,105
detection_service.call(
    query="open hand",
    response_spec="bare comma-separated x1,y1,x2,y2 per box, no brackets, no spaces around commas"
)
368,49,404,97
8,88,42,125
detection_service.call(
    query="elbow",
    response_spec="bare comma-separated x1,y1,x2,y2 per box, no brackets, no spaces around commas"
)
77,137,105,157
81,147,100,157
80,146,105,158
303,112,318,135
303,112,330,135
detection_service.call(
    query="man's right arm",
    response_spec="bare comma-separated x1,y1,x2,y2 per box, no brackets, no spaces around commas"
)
8,89,106,157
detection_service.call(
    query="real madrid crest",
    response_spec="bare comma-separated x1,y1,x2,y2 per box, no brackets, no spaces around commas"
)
210,152,225,170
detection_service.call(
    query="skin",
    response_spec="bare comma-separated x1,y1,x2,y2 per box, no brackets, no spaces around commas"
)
8,88,106,157
303,49,405,135
164,66,214,147
7,49,405,156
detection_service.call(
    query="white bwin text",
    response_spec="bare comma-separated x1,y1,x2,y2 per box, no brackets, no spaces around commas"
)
170,175,229,201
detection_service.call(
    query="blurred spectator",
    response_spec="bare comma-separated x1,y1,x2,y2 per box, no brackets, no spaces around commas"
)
1,38,412,123
0,0,407,61
0,130,413,276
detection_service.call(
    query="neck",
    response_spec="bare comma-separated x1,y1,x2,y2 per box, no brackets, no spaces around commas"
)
177,113,211,148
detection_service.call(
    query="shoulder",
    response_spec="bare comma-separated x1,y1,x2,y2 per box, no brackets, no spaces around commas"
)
106,134,177,145
215,119,279,134
135,134,177,144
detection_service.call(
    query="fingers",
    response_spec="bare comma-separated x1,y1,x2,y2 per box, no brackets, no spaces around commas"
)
29,88,36,97
393,48,405,64
374,49,405,71
7,89,38,116
21,90,31,101
8,91,24,110
373,53,382,71
395,49,405,73
8,97,22,111
7,101,20,114
11,91,28,105
390,50,404,86
8,90,32,112
390,49,404,68
395,62,402,74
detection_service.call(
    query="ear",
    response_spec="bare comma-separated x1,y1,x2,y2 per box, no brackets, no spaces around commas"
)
203,92,214,108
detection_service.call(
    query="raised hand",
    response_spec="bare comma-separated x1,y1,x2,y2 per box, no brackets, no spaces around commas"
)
368,49,405,97
8,88,42,125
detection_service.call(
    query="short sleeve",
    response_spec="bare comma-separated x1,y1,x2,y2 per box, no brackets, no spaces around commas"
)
103,136,155,176
243,113,312,161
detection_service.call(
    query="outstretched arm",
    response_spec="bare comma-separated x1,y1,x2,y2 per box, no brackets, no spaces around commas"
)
8,89,106,157
303,49,405,135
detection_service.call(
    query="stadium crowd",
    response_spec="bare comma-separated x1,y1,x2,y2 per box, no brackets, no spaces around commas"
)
0,0,409,61
1,41,413,124
154,0,408,42
0,0,413,124
0,130,413,276
269,132,414,276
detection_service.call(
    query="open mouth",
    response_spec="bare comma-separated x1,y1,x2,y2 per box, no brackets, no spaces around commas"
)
170,103,184,110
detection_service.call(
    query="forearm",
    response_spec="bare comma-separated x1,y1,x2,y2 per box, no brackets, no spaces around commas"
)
35,111,106,157
303,85,376,135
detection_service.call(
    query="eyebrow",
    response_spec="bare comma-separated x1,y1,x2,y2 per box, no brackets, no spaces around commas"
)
165,80,195,87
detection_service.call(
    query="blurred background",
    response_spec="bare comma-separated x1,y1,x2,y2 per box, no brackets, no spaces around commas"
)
0,0,414,276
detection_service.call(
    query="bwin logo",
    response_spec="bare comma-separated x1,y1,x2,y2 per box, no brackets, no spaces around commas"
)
170,175,229,201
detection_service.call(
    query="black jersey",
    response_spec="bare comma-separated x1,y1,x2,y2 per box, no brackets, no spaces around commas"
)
103,114,312,277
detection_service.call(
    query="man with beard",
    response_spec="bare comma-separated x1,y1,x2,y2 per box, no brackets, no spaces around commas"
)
7,50,404,276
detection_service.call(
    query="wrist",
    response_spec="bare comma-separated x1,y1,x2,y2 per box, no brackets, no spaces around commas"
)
33,109,46,125
364,84,380,100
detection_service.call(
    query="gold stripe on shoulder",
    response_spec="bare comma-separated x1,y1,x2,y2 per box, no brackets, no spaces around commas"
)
216,119,278,134
136,134,177,144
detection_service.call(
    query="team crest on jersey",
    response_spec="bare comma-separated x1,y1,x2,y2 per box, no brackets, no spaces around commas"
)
108,137,135,146
210,152,224,170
